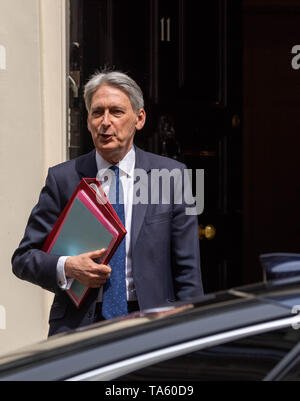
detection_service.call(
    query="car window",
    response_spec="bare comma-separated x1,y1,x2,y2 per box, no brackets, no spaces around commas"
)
116,327,300,381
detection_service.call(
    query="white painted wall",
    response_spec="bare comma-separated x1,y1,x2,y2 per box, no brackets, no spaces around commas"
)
0,0,67,355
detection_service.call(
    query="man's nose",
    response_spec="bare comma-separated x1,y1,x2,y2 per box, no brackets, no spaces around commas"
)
101,110,111,126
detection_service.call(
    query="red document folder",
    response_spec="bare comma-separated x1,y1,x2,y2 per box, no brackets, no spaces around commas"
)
42,178,127,308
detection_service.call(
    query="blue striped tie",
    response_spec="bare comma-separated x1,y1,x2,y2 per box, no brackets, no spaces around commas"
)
102,166,128,319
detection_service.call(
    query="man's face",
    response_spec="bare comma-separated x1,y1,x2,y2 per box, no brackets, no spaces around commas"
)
87,84,146,164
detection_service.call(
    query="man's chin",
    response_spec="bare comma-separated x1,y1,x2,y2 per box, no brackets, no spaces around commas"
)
96,143,132,164
96,145,121,162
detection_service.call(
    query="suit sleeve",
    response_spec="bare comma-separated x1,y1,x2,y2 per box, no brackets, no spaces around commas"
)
171,165,204,299
12,168,63,293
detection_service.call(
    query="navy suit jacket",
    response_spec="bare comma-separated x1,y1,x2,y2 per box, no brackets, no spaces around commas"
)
12,147,203,336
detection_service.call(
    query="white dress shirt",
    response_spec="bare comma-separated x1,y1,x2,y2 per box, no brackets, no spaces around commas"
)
56,146,137,301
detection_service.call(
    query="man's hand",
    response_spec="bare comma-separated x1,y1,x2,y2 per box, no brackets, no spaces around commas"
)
65,249,111,288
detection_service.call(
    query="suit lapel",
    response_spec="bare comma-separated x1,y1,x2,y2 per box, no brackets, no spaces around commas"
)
75,149,98,179
131,146,151,249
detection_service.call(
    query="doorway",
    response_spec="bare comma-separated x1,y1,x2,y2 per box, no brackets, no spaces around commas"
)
68,0,243,294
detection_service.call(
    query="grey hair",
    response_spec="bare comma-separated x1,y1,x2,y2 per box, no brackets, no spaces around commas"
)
84,70,144,113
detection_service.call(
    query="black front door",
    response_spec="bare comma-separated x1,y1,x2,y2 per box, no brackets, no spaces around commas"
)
68,0,243,294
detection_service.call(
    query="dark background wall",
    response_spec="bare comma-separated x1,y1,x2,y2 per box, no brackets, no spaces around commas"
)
243,0,300,283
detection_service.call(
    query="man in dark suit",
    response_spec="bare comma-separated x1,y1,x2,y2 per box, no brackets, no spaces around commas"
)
12,71,203,336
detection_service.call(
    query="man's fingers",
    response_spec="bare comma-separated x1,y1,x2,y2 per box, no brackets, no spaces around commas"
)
65,250,111,285
92,264,111,276
85,248,107,260
88,275,108,287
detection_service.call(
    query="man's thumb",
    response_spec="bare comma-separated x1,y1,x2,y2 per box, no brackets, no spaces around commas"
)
88,248,106,258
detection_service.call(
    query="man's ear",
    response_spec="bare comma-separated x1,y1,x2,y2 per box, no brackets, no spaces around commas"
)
135,109,146,131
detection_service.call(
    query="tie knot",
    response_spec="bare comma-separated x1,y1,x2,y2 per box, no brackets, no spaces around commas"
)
110,165,118,174
109,165,119,185
109,165,122,204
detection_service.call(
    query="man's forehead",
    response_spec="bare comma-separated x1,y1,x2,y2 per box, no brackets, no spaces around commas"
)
91,85,130,104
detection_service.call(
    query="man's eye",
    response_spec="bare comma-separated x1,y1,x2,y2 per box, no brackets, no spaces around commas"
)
112,109,124,115
92,110,102,117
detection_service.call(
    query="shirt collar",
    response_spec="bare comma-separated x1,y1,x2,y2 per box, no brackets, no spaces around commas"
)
95,146,136,179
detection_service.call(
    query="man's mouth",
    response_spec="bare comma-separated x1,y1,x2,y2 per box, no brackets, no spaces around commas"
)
98,132,114,142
